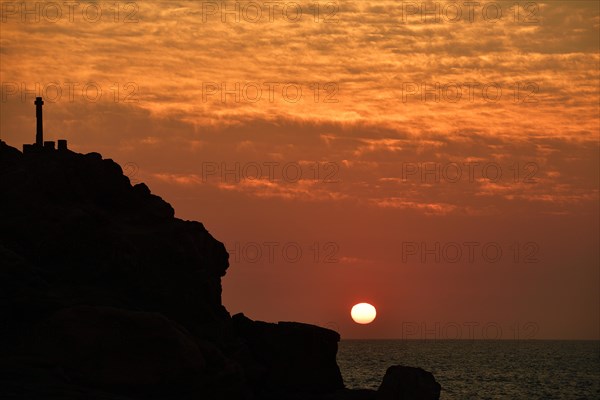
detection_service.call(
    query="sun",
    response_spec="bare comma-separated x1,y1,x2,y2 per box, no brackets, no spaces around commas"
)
350,303,377,324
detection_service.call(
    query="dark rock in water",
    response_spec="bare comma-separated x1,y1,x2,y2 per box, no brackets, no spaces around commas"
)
377,366,441,400
232,313,344,395
0,140,441,400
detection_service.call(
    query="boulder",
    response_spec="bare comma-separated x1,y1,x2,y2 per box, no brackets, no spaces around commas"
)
232,313,344,395
376,366,441,400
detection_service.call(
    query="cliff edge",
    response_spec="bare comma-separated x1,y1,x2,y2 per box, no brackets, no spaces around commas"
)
0,140,440,400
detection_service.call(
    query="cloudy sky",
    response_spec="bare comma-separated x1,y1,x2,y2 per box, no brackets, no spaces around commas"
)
1,1,598,339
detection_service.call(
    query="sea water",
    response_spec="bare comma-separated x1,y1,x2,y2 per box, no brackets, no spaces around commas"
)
337,340,600,399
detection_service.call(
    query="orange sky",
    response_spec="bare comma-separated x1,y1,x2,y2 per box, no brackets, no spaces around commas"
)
1,0,599,339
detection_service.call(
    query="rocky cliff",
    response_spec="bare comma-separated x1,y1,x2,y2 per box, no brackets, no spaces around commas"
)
0,141,440,400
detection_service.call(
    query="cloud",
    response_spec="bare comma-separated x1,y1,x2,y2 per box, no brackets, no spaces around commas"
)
370,198,458,215
1,0,597,217
1,1,597,136
2,0,598,339
153,173,202,186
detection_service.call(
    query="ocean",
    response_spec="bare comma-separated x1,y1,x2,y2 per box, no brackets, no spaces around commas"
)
337,340,600,399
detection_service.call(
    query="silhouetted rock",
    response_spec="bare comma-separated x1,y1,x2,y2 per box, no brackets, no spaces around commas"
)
232,313,344,395
377,366,441,400
0,142,441,399
32,306,208,386
0,144,230,347
0,144,245,398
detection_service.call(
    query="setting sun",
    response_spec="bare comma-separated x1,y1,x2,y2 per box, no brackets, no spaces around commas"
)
351,303,377,324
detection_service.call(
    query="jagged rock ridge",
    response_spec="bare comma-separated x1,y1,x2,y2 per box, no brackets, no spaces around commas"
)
0,141,440,400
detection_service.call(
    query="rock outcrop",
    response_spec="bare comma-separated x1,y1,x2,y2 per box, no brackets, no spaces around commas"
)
377,366,442,400
232,313,344,395
0,140,440,400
